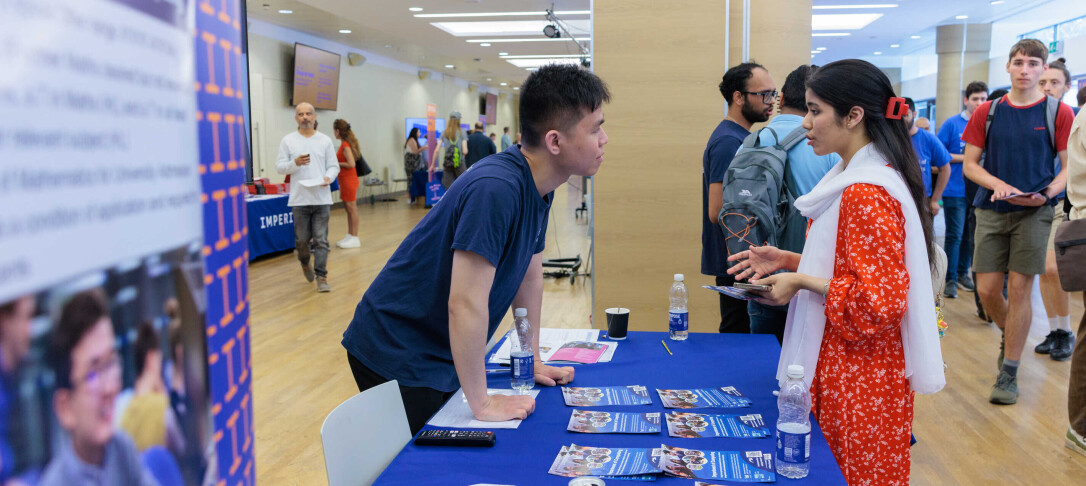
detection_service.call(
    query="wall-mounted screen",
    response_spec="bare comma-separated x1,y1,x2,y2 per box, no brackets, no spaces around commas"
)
406,117,446,148
292,43,340,110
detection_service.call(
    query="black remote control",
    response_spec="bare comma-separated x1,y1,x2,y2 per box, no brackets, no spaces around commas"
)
413,429,496,447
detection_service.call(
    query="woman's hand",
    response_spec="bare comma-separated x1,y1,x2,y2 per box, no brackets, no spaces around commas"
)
727,245,790,281
749,273,804,306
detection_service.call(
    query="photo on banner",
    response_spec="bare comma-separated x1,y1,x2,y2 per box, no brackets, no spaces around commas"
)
0,0,225,484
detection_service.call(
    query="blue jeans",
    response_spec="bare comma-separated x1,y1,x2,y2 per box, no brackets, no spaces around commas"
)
748,301,788,344
942,197,966,282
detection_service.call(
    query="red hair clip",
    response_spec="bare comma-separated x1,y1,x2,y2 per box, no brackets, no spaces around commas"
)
885,97,908,120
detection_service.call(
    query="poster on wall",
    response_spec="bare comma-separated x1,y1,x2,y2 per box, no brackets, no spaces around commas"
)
0,0,219,485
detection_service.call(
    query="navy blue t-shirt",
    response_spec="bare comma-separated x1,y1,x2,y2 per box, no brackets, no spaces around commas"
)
936,113,969,198
341,145,551,392
911,128,951,197
702,120,749,277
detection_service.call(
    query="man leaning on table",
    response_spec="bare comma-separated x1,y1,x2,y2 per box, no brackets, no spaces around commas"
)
341,64,610,434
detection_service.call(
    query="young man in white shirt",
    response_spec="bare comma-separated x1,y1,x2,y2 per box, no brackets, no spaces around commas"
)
275,103,340,293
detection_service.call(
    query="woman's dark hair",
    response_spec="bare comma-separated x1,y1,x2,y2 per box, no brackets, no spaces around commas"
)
519,64,610,148
404,127,419,148
807,59,936,266
133,322,159,376
1048,58,1071,85
780,64,817,113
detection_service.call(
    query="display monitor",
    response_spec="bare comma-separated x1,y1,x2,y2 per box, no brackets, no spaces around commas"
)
292,43,341,110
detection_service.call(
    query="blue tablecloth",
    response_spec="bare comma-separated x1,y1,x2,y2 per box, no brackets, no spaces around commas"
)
410,170,443,201
246,194,294,259
374,331,846,485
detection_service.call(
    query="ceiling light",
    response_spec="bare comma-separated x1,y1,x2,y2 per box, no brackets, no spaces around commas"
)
890,44,899,48
415,10,590,18
513,87,519,90
338,29,351,34
480,43,491,46
811,50,819,54
498,52,509,56
873,51,882,55
504,58,581,69
816,47,827,51
956,15,968,20
409,7,423,12
500,54,582,59
910,35,921,39
444,65,455,69
500,82,508,86
812,4,898,9
991,1,1005,5
467,37,590,43
812,32,851,37
812,14,883,31
431,20,590,37
278,9,292,14
384,44,392,48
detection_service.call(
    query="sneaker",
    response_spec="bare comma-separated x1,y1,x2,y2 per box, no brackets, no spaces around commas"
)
317,277,331,293
957,274,976,292
1035,330,1059,354
301,262,315,282
943,285,957,299
335,235,351,246
998,334,1005,371
988,371,1018,405
337,236,361,249
1050,329,1075,361
1068,427,1086,457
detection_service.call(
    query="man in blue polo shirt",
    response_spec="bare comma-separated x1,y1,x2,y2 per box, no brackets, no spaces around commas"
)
938,81,988,297
341,65,609,433
962,39,1075,405
904,98,952,232
704,62,776,334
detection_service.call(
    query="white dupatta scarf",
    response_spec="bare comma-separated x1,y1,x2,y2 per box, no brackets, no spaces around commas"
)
776,144,946,395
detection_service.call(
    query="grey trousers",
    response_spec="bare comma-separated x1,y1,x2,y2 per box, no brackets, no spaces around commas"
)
292,205,330,278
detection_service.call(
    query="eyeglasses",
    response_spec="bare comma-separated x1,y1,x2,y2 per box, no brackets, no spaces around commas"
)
78,352,121,393
742,90,779,104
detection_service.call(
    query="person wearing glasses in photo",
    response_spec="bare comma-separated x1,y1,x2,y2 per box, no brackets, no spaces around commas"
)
41,290,157,486
703,62,776,334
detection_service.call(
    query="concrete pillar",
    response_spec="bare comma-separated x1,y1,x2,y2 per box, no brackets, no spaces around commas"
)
935,23,991,129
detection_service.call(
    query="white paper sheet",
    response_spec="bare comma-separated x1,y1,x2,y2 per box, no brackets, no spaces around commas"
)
298,178,326,188
488,328,602,364
427,388,542,429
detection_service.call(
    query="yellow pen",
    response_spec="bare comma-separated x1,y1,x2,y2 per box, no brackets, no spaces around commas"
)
661,340,673,356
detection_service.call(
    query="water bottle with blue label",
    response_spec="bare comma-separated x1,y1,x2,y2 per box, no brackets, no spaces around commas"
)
668,274,688,341
776,364,811,478
511,308,535,394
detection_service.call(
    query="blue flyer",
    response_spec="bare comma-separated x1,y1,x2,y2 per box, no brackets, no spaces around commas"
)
665,412,769,438
656,445,775,482
563,385,653,406
548,445,664,478
656,387,751,409
568,410,662,434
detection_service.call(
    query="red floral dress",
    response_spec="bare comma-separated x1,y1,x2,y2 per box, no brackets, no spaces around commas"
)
812,183,913,485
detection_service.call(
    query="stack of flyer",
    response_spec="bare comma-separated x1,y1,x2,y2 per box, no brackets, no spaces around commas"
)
567,410,662,434
548,444,776,482
656,387,752,409
664,412,769,438
489,328,617,365
561,386,653,407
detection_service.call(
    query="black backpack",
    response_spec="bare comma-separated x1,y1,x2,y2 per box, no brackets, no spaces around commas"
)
718,126,809,262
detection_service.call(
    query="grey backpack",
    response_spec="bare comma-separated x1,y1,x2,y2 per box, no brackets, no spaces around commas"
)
718,126,809,263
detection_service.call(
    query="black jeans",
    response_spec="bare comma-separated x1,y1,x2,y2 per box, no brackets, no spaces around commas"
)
347,352,454,435
716,275,751,334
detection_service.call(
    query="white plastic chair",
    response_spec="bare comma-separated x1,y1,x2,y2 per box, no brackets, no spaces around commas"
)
320,381,411,486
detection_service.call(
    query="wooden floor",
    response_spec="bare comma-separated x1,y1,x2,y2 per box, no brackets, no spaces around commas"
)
250,181,1085,485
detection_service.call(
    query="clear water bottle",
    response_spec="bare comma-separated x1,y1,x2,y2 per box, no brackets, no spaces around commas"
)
510,308,535,394
776,364,811,479
668,274,689,341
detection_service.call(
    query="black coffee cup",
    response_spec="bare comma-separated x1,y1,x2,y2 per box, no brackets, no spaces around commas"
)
605,307,629,340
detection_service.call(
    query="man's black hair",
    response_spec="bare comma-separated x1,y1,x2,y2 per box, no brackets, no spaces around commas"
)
518,64,610,148
50,289,110,390
134,322,159,376
965,81,988,99
718,62,765,105
780,65,817,112
904,97,916,112
989,88,1009,102
1077,85,1086,108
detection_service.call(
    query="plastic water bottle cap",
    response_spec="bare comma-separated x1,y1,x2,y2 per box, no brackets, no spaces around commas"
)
514,308,527,317
674,274,684,282
787,364,804,378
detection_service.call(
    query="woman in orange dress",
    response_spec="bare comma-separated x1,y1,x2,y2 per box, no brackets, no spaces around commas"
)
333,119,360,249
728,60,945,485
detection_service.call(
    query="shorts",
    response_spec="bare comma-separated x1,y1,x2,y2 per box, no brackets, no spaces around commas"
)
973,205,1054,275
1049,199,1067,251
338,170,359,202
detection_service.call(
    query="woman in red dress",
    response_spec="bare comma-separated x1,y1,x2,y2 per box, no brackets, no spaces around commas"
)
728,60,945,485
333,119,360,249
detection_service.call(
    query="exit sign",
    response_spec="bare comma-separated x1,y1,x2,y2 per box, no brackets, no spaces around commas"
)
1049,40,1064,55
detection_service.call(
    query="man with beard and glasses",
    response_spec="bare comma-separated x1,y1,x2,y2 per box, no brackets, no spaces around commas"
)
703,62,776,334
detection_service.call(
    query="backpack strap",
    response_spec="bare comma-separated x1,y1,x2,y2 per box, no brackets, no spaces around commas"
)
1044,95,1059,153
778,126,808,151
742,127,779,150
983,95,1002,150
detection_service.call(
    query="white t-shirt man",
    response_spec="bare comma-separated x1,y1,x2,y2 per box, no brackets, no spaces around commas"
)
275,131,339,207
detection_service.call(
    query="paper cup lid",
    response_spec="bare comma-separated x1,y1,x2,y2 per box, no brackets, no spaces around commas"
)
569,478,606,486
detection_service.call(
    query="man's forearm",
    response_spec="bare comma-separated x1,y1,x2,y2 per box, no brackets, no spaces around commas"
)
449,297,490,414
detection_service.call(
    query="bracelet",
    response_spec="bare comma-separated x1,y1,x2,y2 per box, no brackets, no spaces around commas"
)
823,281,830,296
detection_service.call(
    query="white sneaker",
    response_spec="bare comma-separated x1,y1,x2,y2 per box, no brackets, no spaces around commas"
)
337,236,360,249
335,235,351,246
